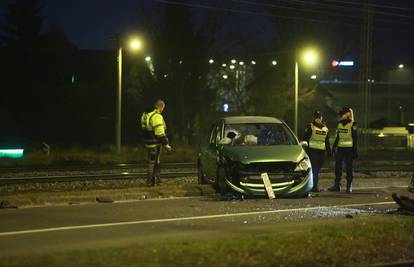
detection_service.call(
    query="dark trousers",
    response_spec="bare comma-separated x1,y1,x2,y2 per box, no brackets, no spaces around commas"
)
147,146,162,186
307,148,325,189
335,147,354,185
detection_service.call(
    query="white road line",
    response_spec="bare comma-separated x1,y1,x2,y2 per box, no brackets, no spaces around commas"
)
0,201,395,237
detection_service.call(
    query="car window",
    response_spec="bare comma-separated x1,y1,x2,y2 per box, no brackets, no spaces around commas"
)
224,123,297,146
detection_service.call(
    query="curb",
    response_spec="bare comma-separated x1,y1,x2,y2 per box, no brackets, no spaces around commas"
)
0,185,216,209
0,182,409,209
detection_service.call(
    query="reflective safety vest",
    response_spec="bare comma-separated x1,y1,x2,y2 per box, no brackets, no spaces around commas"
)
337,122,353,148
140,109,167,147
309,123,328,150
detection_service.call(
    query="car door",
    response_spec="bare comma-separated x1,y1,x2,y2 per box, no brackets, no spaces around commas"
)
202,121,222,180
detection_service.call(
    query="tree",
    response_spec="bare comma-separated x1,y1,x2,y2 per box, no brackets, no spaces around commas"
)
0,0,44,48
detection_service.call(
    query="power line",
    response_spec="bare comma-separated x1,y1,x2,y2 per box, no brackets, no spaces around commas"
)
319,0,414,13
152,0,360,27
275,0,414,19
153,0,414,29
227,0,364,20
226,0,414,27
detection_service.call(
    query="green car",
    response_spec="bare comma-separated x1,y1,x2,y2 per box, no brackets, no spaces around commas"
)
198,116,312,197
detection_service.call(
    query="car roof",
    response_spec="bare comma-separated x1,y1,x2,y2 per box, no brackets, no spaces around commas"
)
223,116,283,124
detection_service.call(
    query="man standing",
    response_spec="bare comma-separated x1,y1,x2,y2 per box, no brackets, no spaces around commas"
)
303,111,331,192
329,107,358,193
141,99,172,186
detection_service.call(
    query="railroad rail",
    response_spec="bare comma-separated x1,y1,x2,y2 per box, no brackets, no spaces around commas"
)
0,165,413,185
0,162,196,174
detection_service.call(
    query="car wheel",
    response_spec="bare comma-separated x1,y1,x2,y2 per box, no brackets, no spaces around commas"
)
215,166,230,195
197,159,207,185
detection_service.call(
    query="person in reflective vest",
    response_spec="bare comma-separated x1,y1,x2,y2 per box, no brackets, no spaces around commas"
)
303,110,331,192
328,107,358,193
140,99,172,186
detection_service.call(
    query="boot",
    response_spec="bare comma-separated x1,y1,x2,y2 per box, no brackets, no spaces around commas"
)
311,185,322,193
346,182,352,193
328,181,341,192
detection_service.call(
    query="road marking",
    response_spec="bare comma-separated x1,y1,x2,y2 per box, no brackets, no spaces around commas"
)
0,201,395,237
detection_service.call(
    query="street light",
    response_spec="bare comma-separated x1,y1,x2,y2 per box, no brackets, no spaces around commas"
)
294,49,319,136
398,64,404,69
116,36,143,155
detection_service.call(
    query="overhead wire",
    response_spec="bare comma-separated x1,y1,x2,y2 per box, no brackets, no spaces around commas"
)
271,0,414,19
152,0,359,27
319,0,414,13
153,0,414,29
226,0,414,27
226,0,364,20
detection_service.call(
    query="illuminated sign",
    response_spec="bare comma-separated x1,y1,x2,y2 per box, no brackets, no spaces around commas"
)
331,60,354,67
0,149,24,158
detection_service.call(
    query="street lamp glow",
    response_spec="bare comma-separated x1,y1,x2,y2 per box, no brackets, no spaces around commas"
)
231,59,237,64
398,64,404,69
239,61,244,66
251,60,256,65
302,49,318,65
145,56,151,62
222,74,228,79
230,65,235,69
129,39,142,50
209,59,214,64
272,60,277,66
221,63,227,67
310,74,317,80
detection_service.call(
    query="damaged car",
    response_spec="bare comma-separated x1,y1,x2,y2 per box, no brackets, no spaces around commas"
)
198,116,313,197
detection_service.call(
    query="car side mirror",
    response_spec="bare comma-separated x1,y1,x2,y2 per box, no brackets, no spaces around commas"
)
227,132,236,139
299,141,308,148
218,137,232,145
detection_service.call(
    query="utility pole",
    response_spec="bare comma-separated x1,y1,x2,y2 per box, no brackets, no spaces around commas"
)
359,0,373,152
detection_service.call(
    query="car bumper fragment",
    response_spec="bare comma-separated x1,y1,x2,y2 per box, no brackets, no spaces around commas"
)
224,170,313,196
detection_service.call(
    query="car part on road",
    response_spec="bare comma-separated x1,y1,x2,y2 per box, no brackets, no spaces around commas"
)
392,193,414,214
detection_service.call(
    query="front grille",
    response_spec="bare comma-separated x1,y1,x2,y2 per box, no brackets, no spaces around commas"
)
240,162,296,173
233,162,306,185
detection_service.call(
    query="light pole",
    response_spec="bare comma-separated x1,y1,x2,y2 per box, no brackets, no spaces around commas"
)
116,37,143,155
294,49,319,136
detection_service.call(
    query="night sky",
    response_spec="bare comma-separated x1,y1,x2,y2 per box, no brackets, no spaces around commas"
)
1,0,414,61
42,0,142,49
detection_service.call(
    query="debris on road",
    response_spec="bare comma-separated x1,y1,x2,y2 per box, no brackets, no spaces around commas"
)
96,197,114,203
392,193,414,214
0,200,18,209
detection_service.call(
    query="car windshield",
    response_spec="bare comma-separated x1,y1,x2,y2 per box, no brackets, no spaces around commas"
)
224,123,297,146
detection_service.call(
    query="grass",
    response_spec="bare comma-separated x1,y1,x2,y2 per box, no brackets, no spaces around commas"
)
1,215,414,267
0,144,198,167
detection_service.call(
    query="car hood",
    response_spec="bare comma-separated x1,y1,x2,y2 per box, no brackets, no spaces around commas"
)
221,145,306,164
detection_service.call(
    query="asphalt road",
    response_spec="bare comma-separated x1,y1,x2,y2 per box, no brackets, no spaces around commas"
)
0,186,408,259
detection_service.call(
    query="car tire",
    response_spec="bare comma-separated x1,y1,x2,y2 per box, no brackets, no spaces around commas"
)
197,159,207,185
215,166,230,195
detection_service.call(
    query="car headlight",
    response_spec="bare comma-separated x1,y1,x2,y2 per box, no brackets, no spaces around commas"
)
294,157,311,171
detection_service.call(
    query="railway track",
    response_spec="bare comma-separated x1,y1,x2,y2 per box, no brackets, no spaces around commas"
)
0,162,196,174
0,163,413,185
0,170,197,185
